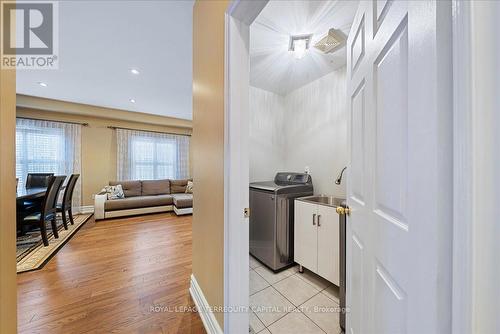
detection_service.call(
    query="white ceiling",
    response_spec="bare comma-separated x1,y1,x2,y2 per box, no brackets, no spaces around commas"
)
250,0,358,95
16,0,194,120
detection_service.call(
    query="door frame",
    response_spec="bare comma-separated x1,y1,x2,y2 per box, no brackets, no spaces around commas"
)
452,1,500,333
223,1,267,333
0,0,17,331
451,1,473,332
224,0,499,333
0,64,17,334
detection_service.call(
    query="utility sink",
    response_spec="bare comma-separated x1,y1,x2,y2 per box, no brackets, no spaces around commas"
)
297,195,345,207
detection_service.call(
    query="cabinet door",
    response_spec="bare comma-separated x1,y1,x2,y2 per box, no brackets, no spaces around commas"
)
294,201,317,271
317,205,339,285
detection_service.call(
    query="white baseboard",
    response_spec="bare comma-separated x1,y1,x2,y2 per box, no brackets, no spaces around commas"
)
76,205,94,214
190,274,223,334
174,206,193,215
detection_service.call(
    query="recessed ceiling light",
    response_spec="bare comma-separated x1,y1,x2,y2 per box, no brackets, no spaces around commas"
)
289,34,313,60
129,98,136,103
38,82,48,87
129,68,140,75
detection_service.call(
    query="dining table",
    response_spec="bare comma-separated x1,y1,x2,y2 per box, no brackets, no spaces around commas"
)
16,187,47,201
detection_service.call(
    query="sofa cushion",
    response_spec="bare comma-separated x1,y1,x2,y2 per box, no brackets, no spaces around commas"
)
142,179,170,196
185,180,193,194
172,193,193,209
105,195,173,211
109,180,141,197
103,185,125,200
171,179,192,193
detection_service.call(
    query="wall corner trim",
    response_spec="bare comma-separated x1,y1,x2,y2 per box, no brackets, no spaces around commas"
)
190,274,223,334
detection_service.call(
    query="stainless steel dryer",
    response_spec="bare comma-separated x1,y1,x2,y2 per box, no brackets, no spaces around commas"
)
249,172,313,271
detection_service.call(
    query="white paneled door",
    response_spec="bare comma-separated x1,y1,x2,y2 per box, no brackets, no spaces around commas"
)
346,1,453,333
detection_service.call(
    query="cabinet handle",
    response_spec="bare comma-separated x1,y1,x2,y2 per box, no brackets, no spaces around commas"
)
318,214,321,227
312,213,316,225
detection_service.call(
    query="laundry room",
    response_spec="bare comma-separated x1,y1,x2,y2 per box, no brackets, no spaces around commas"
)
248,1,357,333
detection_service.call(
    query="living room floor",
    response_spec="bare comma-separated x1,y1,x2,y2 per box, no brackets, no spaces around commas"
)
17,213,205,334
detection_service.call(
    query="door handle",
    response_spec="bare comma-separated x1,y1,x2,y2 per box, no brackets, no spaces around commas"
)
317,214,321,227
312,213,316,225
336,206,351,216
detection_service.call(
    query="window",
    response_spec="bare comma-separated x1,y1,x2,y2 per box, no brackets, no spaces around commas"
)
116,129,190,180
130,137,176,180
15,118,82,206
16,126,65,179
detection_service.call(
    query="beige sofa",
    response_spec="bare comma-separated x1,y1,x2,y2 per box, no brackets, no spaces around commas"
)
94,179,192,220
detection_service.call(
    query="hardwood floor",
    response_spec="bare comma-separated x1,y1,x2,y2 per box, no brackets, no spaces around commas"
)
17,213,206,334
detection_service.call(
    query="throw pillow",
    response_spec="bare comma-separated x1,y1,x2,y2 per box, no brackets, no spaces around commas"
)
185,181,193,194
103,185,125,200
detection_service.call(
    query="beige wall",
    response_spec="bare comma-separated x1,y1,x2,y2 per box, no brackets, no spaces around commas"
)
17,96,192,207
0,26,17,334
192,0,228,329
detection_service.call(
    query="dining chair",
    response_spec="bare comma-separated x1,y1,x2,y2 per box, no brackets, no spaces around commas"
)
22,175,66,246
57,174,80,229
26,173,54,189
22,173,55,212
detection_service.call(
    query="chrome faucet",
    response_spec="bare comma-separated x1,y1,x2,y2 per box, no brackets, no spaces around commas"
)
335,167,347,185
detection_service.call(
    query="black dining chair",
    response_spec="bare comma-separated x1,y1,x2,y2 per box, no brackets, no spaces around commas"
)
57,174,80,229
22,175,66,246
26,173,54,189
22,173,55,213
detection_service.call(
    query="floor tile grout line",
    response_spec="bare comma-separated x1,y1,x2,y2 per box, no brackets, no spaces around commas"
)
250,259,340,333
297,270,340,291
264,282,327,331
291,289,331,333
253,266,298,286
252,284,299,329
250,267,271,296
266,284,327,334
295,289,323,309
271,274,323,309
293,270,342,303
268,279,339,332
295,289,341,334
295,271,332,291
320,288,341,305
250,264,263,270
250,283,271,297
298,296,338,334
270,283,300,310
289,272,326,294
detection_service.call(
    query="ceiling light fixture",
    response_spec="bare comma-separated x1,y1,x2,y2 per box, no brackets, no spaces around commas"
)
289,34,313,60
129,68,140,75
38,82,48,87
129,98,136,103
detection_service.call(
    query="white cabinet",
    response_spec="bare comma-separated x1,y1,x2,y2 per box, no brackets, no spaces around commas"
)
294,200,339,285
294,200,318,271
317,204,339,285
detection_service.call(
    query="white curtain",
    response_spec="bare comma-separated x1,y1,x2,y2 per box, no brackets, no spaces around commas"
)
16,118,82,208
116,128,190,181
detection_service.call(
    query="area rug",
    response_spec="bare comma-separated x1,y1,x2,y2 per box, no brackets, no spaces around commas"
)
16,213,93,273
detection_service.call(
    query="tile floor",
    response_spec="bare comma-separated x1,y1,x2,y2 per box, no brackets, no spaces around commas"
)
249,255,342,334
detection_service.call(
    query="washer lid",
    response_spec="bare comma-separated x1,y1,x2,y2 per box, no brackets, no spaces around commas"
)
250,181,313,194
